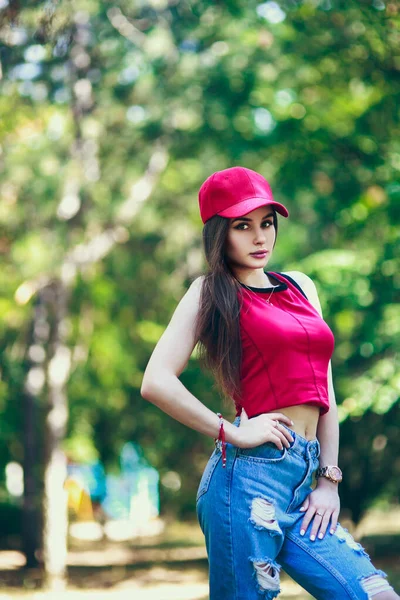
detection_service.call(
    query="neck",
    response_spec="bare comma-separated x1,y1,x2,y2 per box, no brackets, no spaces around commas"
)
234,269,277,289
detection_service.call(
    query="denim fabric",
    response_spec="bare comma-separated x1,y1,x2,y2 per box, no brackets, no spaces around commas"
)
196,416,393,600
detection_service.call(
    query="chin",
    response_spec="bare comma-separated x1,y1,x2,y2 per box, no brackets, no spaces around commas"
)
248,256,270,265
245,260,270,270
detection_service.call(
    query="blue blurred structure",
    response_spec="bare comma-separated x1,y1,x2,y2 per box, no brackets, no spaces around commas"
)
66,443,160,531
67,460,107,504
101,442,160,523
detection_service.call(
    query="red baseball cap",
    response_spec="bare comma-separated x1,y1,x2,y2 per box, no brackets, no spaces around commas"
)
198,166,289,224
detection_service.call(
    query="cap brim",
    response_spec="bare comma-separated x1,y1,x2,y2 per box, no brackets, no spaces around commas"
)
217,197,289,219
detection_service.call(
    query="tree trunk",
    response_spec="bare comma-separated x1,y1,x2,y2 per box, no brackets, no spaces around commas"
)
22,293,49,567
42,280,71,590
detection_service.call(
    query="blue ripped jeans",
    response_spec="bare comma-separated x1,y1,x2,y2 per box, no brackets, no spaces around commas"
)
196,416,395,600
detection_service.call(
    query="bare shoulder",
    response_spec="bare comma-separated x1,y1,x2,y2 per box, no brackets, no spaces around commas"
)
282,270,317,292
169,274,205,325
185,274,206,306
282,270,323,317
141,275,206,386
190,274,206,293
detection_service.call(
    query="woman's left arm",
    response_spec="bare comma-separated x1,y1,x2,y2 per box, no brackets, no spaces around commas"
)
288,271,341,541
317,360,339,473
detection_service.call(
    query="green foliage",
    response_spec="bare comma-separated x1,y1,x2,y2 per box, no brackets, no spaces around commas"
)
0,0,399,523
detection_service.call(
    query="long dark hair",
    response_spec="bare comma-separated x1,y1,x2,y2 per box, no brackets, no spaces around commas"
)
193,210,279,406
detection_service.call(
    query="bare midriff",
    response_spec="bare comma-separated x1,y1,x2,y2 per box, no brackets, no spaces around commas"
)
269,404,320,441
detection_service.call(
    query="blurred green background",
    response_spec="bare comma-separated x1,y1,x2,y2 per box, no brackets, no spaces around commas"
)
0,0,399,596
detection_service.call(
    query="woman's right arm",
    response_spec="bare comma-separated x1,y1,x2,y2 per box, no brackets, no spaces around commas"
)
140,276,293,449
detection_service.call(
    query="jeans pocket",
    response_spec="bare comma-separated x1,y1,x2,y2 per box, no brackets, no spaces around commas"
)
196,448,221,502
237,442,287,463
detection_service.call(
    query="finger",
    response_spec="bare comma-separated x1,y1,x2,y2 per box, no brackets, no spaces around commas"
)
269,432,284,450
317,512,332,539
299,497,309,512
274,426,293,448
278,429,291,448
275,423,294,444
300,508,316,536
309,512,324,541
270,424,290,448
330,511,339,535
270,413,294,427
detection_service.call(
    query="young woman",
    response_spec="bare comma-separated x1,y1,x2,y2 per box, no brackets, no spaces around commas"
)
141,166,398,600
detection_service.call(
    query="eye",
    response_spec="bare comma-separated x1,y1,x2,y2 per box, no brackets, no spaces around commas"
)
234,221,274,231
234,223,248,230
234,220,273,230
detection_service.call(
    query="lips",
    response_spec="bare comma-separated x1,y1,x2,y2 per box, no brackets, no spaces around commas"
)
250,251,268,257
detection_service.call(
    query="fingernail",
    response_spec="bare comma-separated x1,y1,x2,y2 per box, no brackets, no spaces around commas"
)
299,507,305,511
300,529,305,536
330,529,335,534
291,420,294,425
318,533,323,539
310,535,315,541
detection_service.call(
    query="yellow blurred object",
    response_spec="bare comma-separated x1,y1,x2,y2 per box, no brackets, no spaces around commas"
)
64,478,94,521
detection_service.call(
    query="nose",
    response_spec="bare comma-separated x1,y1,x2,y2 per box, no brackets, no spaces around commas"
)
254,225,267,243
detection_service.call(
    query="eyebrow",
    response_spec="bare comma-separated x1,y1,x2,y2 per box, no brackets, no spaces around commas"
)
231,212,274,224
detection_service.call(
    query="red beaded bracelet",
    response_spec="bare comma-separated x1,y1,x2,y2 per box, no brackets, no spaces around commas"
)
215,412,227,468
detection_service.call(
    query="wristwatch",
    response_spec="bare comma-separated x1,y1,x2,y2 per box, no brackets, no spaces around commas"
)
316,465,343,483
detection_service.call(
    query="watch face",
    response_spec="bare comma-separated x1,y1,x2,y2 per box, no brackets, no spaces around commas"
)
329,466,342,482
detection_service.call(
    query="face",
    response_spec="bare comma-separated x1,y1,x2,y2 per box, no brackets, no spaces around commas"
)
224,205,276,275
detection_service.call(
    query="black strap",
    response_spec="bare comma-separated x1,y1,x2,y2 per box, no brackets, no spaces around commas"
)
275,272,308,300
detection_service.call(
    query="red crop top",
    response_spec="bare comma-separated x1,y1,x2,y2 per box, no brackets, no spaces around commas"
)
232,271,335,418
